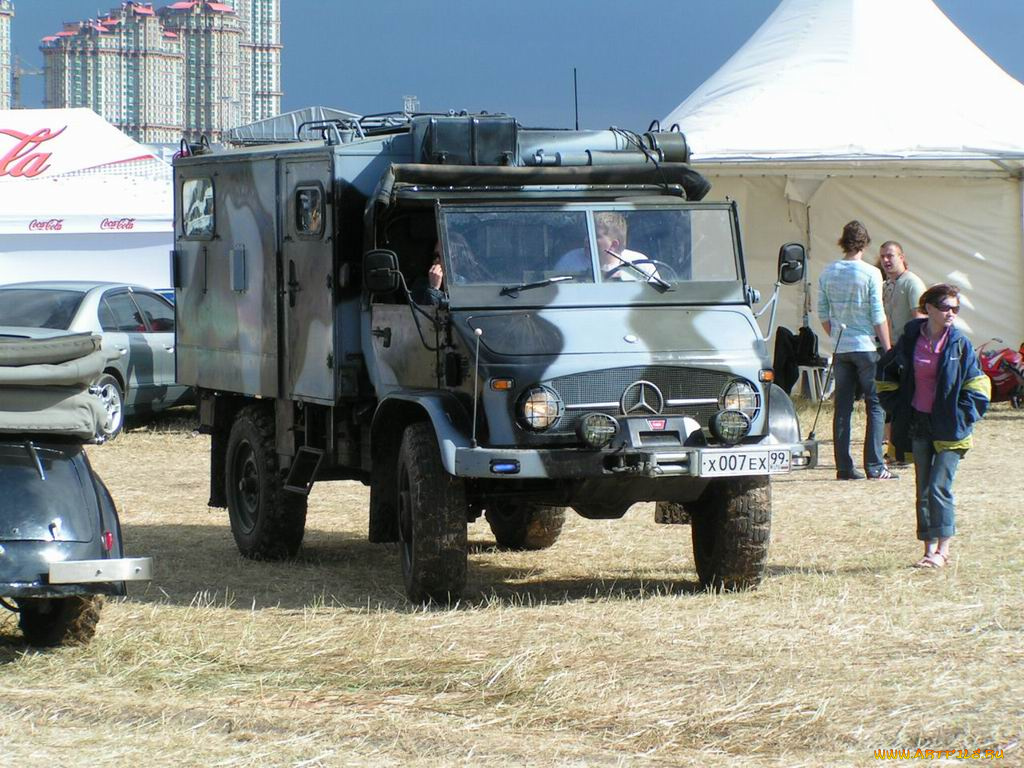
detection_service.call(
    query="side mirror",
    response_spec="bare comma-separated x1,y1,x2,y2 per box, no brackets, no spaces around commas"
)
363,248,400,294
778,242,806,285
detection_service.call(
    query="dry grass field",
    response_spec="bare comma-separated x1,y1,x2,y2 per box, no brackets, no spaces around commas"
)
1,401,1021,767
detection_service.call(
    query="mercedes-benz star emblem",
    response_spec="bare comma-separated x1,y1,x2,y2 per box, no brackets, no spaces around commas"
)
620,380,664,416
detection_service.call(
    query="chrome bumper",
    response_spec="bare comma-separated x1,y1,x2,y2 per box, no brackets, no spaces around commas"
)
451,439,818,479
49,557,153,584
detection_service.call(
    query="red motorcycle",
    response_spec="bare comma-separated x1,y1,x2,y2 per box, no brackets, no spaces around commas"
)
978,339,1024,408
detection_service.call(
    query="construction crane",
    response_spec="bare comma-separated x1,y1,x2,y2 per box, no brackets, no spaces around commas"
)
12,55,43,109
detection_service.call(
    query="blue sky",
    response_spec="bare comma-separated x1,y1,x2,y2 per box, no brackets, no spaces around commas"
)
11,1,1024,130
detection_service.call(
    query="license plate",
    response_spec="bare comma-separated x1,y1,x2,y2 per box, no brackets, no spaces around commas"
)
698,448,791,477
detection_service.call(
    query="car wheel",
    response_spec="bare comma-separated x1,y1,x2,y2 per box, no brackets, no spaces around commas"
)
688,477,771,592
95,373,124,439
397,422,468,604
485,503,566,550
17,596,104,647
225,405,307,560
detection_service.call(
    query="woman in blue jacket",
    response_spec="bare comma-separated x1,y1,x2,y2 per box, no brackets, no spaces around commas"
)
877,284,990,568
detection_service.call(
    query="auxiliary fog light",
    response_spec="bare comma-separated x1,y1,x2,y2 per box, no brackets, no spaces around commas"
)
517,386,563,431
577,412,619,448
720,379,760,419
710,409,751,446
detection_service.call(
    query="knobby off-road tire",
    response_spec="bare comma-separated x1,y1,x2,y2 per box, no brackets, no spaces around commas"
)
17,596,103,647
485,503,566,550
653,501,690,525
397,422,468,604
688,477,771,592
225,406,307,560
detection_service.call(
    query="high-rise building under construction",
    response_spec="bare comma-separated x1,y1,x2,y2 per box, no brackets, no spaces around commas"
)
0,0,13,110
40,1,281,143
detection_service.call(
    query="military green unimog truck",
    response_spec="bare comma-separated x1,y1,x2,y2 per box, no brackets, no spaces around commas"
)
171,112,816,603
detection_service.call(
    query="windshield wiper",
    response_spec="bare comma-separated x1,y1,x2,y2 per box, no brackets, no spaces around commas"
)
22,440,46,480
500,275,575,298
604,249,673,291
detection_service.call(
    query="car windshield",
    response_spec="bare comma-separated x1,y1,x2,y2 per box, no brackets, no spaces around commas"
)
0,289,85,329
438,206,739,290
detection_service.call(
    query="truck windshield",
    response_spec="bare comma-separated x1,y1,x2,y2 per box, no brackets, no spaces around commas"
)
439,206,739,290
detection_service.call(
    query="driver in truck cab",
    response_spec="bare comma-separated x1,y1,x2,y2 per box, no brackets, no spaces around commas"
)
555,211,656,281
412,232,484,305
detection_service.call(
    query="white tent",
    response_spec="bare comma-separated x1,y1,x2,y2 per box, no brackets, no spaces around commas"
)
663,0,1024,347
0,108,173,289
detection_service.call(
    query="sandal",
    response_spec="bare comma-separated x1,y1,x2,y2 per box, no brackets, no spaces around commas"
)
913,552,946,569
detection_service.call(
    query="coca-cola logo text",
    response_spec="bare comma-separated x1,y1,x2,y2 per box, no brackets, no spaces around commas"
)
29,218,65,232
101,217,136,230
0,127,67,179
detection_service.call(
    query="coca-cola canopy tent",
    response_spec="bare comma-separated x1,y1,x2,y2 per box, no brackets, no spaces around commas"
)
0,108,173,288
661,0,1024,348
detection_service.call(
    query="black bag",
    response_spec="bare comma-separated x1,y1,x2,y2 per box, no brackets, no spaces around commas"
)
795,326,828,367
773,326,799,394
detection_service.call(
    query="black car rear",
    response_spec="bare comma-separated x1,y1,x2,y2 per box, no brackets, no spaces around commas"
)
1,333,151,646
0,438,126,598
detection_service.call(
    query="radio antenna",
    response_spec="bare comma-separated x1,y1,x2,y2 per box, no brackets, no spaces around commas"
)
573,67,579,130
471,328,483,449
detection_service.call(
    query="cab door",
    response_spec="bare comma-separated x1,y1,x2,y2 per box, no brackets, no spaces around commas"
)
280,159,335,403
364,303,441,397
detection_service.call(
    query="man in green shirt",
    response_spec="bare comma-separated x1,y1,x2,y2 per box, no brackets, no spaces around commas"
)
879,240,926,343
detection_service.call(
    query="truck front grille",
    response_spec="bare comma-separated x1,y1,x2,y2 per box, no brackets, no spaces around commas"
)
543,365,734,435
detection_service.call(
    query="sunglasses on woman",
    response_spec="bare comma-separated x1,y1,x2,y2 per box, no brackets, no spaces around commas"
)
930,301,960,314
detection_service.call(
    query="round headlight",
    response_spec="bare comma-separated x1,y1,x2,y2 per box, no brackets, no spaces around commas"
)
517,386,563,431
710,409,751,445
720,379,759,418
576,412,618,448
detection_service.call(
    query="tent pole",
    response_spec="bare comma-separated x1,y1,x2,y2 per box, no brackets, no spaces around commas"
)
802,205,812,328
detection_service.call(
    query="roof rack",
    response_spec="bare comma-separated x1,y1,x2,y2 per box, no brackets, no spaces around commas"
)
296,111,509,145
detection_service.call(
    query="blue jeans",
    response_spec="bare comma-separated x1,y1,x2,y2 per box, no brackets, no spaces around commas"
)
911,410,960,541
832,351,885,475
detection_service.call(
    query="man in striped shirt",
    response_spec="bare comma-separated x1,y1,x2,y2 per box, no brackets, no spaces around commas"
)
817,220,894,480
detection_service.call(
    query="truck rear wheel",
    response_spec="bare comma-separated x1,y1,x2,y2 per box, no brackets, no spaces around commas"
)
688,477,771,591
397,422,467,604
17,596,103,647
485,503,566,550
226,406,307,560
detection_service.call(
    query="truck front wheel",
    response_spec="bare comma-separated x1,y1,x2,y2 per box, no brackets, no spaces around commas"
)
485,503,566,550
688,477,771,591
17,596,103,647
225,406,307,560
396,422,468,604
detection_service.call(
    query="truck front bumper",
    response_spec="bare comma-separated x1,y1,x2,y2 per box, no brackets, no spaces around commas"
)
451,439,818,480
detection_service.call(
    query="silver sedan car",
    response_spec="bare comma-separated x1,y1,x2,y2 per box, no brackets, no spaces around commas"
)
0,281,191,438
